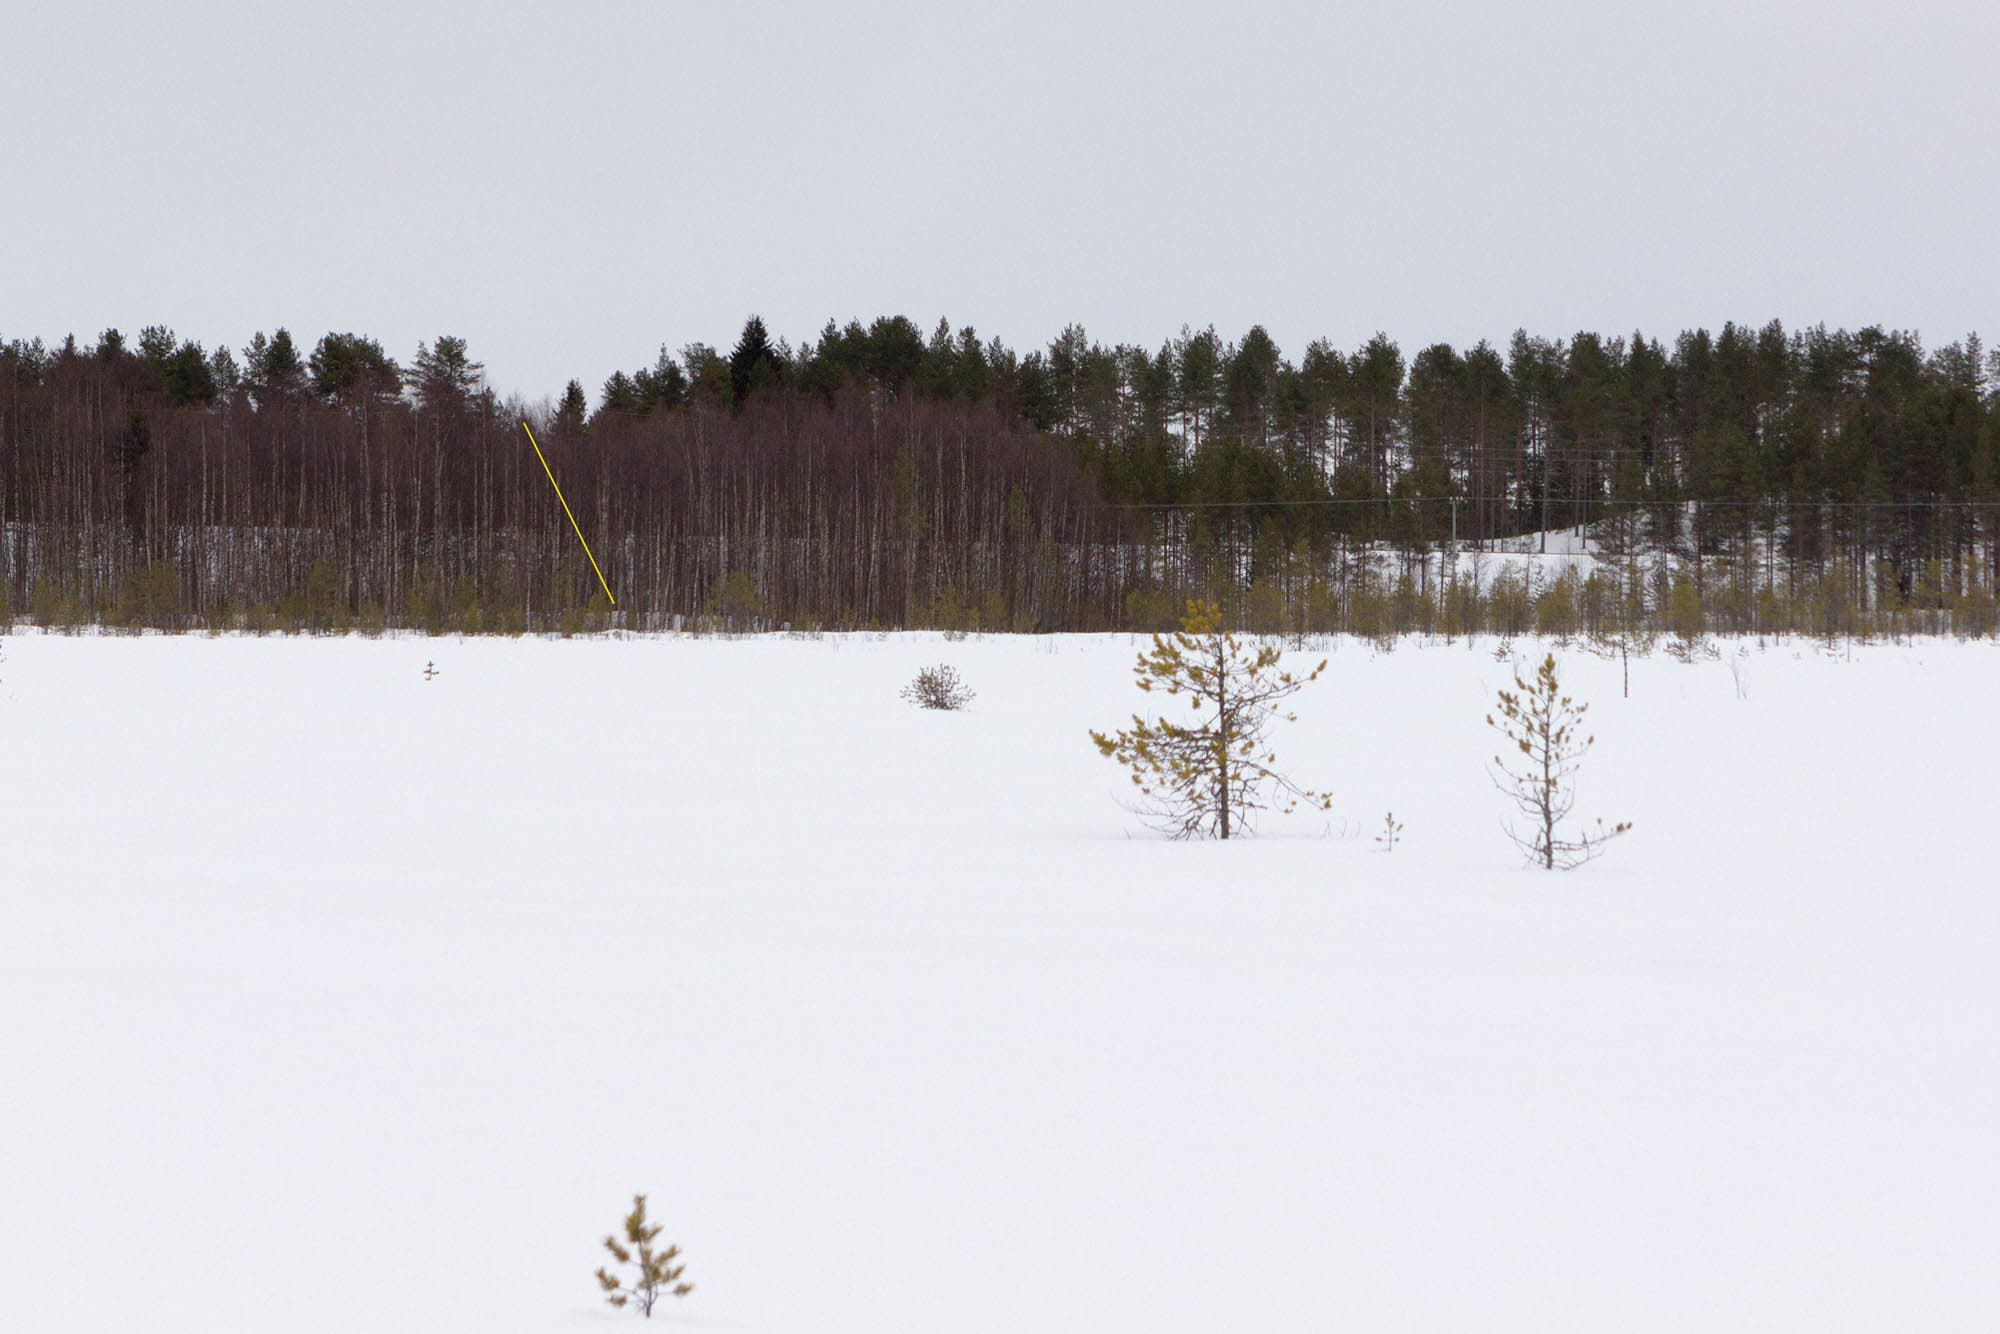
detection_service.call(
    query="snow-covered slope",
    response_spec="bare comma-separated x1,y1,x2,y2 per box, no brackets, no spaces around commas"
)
4,631,1996,1333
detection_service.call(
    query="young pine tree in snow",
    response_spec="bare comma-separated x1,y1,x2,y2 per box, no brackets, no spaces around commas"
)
1587,511,1658,697
1091,600,1331,839
1664,576,1718,663
594,1194,692,1316
1487,654,1631,869
1375,810,1404,852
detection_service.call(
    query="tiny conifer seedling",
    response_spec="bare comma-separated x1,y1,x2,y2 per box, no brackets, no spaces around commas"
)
594,1194,693,1316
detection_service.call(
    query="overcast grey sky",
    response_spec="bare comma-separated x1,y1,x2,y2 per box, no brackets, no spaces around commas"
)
3,0,1995,400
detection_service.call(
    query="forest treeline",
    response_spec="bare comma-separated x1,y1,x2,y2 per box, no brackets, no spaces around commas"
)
1,314,1997,639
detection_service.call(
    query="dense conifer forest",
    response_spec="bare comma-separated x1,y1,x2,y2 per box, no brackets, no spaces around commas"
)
2,316,1996,638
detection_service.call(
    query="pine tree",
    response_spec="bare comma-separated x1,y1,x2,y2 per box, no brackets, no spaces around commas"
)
680,342,731,407
1588,495,1657,696
407,334,483,411
309,332,401,404
137,324,179,368
1664,576,1715,661
1487,654,1630,869
1175,324,1222,448
594,1194,692,1317
1091,600,1331,839
862,315,925,397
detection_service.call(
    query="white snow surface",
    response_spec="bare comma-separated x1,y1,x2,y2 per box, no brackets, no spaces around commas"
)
4,630,1998,1333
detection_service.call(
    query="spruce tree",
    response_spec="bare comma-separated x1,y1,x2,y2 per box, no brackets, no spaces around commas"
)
600,370,641,416
241,328,308,408
728,315,780,408
161,340,217,406
206,344,242,403
112,409,151,528
553,379,589,439
953,326,991,401
633,347,688,414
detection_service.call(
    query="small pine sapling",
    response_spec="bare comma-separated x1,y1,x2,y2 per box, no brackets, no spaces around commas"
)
1487,653,1631,869
1584,550,1657,697
595,1194,693,1316
901,663,974,710
1663,577,1719,663
1091,600,1331,839
1587,511,1658,696
1375,810,1403,852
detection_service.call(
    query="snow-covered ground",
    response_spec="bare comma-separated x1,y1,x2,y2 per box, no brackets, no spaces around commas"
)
4,629,1997,1333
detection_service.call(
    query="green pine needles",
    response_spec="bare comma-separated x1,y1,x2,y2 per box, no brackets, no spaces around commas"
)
1091,600,1331,839
595,1194,692,1317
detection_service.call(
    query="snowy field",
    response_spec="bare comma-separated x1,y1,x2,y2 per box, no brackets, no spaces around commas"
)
5,629,1998,1333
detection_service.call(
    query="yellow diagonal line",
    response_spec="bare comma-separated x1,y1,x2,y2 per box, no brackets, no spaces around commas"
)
522,421,615,606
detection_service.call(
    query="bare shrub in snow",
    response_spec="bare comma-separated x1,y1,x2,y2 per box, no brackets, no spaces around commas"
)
1487,653,1631,869
901,663,975,710
1375,810,1404,852
595,1194,692,1316
1091,599,1331,840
